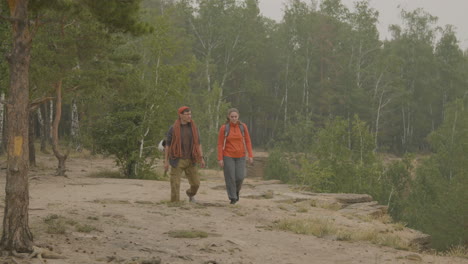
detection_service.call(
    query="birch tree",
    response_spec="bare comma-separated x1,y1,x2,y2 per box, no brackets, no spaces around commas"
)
178,0,265,162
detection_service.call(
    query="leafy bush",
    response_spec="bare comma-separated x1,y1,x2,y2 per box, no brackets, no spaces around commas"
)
303,116,383,195
264,148,296,183
92,102,160,178
398,99,468,250
271,112,316,153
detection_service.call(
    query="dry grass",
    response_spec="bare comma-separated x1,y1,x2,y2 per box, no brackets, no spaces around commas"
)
232,208,248,216
167,230,209,238
393,221,407,231
92,198,131,204
296,206,308,213
352,230,410,250
157,200,188,208
76,224,98,233
88,170,123,179
442,245,468,259
274,218,336,238
43,214,100,234
274,217,412,250
67,148,98,159
135,200,155,205
261,190,275,199
310,200,342,211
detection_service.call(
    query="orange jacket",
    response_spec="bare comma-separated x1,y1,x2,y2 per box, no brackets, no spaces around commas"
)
217,122,253,160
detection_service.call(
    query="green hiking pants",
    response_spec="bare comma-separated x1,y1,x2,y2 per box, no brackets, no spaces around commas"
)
170,159,200,202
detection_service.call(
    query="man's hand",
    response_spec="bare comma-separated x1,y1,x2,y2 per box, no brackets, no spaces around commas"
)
164,161,169,172
200,159,206,168
218,160,224,168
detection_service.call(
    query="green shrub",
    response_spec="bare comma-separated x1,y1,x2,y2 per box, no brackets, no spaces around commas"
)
264,148,295,183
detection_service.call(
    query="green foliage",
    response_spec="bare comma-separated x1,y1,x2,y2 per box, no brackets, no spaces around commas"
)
264,148,296,183
296,157,334,192
188,82,230,168
308,116,382,195
273,112,316,153
399,99,468,250
83,0,152,35
92,102,158,179
0,18,10,93
375,154,412,218
267,115,384,195
81,2,191,177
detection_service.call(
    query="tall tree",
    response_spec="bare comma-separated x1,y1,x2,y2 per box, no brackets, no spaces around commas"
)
401,98,468,250
434,26,466,123
178,0,267,160
91,1,193,176
0,0,34,252
0,0,148,252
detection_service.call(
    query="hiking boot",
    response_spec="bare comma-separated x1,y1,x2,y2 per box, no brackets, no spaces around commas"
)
236,191,240,202
230,199,237,205
189,196,196,203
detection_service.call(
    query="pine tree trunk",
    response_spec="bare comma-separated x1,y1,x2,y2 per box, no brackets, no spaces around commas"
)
0,0,34,252
52,80,68,176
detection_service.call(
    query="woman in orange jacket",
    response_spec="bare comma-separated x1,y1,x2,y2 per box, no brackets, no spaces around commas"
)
217,108,254,204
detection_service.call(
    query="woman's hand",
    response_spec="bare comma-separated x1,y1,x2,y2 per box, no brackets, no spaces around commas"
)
218,160,224,168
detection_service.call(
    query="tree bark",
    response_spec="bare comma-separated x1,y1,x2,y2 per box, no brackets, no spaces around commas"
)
52,80,68,176
0,0,34,253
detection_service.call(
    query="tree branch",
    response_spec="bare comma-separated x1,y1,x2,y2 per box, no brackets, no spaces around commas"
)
0,13,22,23
29,97,55,112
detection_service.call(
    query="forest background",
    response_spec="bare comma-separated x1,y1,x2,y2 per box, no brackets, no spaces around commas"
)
0,0,466,255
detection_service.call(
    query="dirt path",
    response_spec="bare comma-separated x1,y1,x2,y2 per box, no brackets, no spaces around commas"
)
0,154,466,264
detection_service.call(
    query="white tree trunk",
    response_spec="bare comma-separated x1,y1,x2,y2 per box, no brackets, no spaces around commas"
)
37,107,46,152
284,56,290,124
36,108,43,127
49,100,54,143
302,47,311,111
71,99,81,151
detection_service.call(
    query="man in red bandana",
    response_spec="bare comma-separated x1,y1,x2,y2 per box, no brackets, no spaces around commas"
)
164,106,205,202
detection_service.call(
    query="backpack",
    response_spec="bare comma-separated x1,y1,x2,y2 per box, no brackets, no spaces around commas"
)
223,122,246,151
224,122,245,138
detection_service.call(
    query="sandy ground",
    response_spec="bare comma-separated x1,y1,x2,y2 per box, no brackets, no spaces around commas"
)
0,153,466,264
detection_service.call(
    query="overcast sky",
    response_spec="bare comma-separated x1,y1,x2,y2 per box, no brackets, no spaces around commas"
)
258,0,468,50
